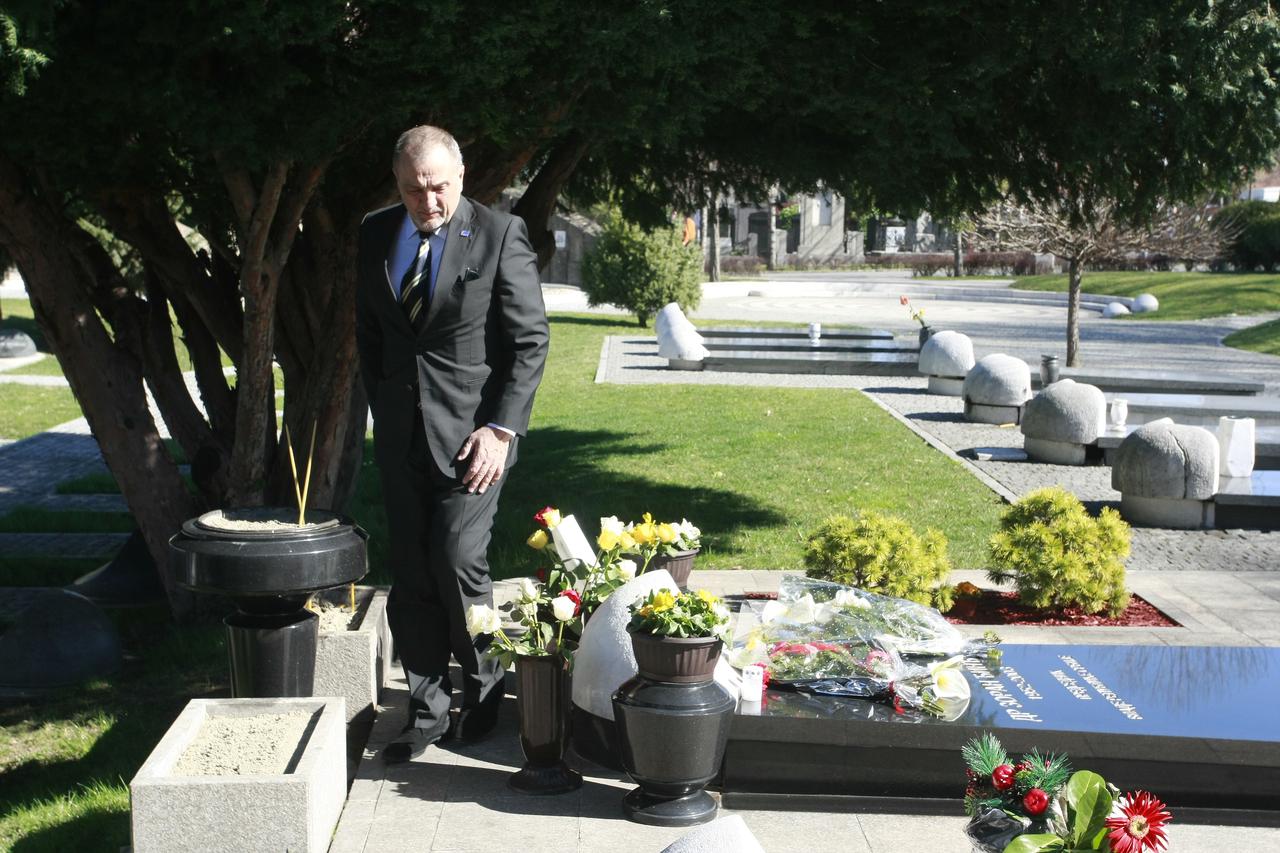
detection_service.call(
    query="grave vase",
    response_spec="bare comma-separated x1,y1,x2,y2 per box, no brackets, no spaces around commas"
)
509,653,582,795
613,631,734,827
918,325,935,348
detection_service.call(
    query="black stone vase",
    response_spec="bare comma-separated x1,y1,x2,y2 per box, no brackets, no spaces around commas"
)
918,324,935,348
169,508,367,698
509,653,583,795
612,632,735,827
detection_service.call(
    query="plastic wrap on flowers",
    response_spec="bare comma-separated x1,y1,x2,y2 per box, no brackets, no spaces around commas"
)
727,576,979,718
963,808,1030,853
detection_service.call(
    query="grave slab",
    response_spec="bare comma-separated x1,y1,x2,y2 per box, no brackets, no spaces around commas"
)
700,336,917,354
701,350,918,377
698,325,893,341
1030,366,1266,397
1113,393,1280,430
721,644,1280,823
1214,470,1280,530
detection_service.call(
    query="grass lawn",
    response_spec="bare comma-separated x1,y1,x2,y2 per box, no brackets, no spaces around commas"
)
0,508,136,535
0,385,85,440
0,610,226,852
1223,317,1280,356
0,556,103,587
1007,271,1280,321
347,313,1006,584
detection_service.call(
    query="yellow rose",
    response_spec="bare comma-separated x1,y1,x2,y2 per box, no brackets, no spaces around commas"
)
542,508,562,529
526,529,549,550
597,529,620,551
657,523,677,544
618,532,636,550
648,590,676,613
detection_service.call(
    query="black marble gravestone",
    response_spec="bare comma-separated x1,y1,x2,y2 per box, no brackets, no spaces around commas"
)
721,644,1280,823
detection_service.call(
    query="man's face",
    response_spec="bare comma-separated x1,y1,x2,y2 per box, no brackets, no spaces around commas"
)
394,144,464,233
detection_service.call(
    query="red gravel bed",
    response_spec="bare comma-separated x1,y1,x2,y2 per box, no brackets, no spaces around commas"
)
944,591,1179,627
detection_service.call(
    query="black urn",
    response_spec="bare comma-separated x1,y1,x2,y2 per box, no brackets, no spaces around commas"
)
612,634,734,827
169,508,367,698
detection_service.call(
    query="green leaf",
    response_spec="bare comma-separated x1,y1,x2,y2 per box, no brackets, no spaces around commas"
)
1002,834,1064,853
1064,771,1110,846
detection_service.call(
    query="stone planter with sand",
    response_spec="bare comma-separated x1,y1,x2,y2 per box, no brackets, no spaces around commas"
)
130,696,346,853
313,585,393,724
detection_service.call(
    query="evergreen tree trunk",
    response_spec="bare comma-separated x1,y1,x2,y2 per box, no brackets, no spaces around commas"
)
953,230,963,277
707,194,721,282
1066,256,1083,367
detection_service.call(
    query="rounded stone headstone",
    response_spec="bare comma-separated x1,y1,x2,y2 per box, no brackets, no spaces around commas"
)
962,353,1032,407
1112,422,1220,500
661,815,766,853
918,330,975,379
572,570,681,721
0,328,38,358
1020,379,1107,444
655,302,708,360
0,589,121,695
1102,302,1130,319
1132,293,1159,313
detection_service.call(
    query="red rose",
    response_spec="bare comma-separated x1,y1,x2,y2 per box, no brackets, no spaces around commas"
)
992,764,1016,791
560,588,582,615
1022,788,1049,815
536,567,547,581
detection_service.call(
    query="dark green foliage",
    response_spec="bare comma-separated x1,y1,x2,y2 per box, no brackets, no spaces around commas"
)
803,512,953,610
988,488,1131,616
1220,200,1280,271
580,215,702,326
961,732,1009,778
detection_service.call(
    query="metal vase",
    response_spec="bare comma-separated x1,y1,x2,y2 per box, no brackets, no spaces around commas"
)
508,653,582,795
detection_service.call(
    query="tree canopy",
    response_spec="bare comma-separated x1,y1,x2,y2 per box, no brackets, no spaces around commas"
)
2,1,1278,616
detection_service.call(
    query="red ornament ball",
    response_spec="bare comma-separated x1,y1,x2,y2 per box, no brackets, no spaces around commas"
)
1023,787,1049,815
992,764,1017,791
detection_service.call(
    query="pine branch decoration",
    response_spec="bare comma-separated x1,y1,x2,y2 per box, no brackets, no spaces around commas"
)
961,732,1009,777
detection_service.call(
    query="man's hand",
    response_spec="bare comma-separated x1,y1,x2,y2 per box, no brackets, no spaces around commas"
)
457,425,512,494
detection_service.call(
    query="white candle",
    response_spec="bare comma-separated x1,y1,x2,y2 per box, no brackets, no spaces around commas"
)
740,664,765,702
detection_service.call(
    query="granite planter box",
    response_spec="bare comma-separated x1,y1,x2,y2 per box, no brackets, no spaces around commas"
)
314,585,393,724
130,697,346,853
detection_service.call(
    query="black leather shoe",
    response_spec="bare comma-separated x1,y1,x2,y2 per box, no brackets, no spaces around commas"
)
455,684,504,743
383,724,449,763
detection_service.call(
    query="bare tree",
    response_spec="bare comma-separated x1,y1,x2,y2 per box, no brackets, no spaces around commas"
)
972,199,1234,366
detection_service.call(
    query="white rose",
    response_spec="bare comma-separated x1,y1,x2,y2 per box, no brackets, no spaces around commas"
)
600,515,626,536
551,594,578,622
465,604,501,637
677,519,701,545
516,577,539,602
813,602,837,624
834,589,871,609
760,600,786,625
617,559,638,580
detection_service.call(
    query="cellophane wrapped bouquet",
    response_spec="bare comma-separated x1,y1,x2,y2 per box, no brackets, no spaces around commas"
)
728,576,994,718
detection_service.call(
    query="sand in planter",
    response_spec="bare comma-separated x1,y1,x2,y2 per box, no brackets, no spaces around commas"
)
315,598,364,632
173,711,316,776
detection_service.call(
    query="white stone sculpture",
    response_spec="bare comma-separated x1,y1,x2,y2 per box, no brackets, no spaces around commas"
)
1020,379,1107,465
655,302,709,362
1132,293,1160,313
1112,421,1220,529
1102,302,1130,319
962,353,1032,424
917,330,975,396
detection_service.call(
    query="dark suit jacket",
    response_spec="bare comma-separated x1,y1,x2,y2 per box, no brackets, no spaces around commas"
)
355,197,549,478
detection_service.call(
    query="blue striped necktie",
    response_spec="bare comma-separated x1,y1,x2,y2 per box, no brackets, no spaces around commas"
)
399,231,433,329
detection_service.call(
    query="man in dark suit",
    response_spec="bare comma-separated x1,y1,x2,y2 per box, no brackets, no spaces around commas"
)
355,125,549,762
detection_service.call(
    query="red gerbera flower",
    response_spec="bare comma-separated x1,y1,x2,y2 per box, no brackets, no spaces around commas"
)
1105,791,1171,853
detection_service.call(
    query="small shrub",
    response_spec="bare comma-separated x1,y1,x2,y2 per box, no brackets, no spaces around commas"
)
987,487,1131,616
1219,200,1280,271
580,214,702,326
803,511,953,610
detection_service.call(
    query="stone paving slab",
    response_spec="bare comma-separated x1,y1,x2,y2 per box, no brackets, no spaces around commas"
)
0,532,128,558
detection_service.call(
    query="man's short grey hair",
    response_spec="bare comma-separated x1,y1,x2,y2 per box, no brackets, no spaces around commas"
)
393,125,464,169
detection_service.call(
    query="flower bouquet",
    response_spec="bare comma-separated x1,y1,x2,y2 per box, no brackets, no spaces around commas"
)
728,576,990,718
629,588,730,641
961,733,1172,853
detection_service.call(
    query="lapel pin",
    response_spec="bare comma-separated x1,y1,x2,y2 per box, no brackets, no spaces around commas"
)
460,228,471,237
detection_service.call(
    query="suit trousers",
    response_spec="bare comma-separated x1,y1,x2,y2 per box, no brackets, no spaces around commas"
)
380,413,505,734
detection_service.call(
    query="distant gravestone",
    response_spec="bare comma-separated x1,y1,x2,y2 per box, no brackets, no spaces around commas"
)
0,328,37,358
1132,293,1160,313
0,588,121,696
1021,379,1107,465
1112,421,1220,528
656,302,709,362
963,353,1032,424
1102,302,1130,319
918,330,975,396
